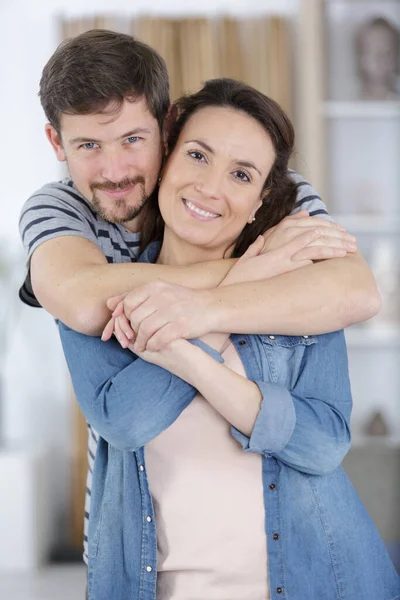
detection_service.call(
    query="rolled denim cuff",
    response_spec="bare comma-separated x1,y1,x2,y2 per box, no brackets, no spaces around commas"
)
231,380,295,455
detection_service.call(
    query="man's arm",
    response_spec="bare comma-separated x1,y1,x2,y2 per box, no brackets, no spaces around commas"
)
30,236,233,334
116,247,380,353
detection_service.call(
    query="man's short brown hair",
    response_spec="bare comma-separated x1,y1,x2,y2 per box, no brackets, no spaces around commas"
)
39,29,170,133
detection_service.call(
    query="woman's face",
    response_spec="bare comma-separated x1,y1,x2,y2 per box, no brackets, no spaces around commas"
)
158,106,276,257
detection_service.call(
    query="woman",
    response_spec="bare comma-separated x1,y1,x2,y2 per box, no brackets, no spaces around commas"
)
59,79,399,600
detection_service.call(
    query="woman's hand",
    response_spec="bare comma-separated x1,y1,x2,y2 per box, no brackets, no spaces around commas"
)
261,210,356,257
221,211,357,287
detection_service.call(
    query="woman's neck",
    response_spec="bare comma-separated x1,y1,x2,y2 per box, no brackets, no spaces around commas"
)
157,226,228,266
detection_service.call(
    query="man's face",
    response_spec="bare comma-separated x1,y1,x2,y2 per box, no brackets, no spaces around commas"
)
46,97,163,231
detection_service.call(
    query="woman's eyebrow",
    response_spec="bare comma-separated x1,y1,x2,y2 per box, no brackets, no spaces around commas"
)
184,139,214,153
235,160,262,177
184,139,262,176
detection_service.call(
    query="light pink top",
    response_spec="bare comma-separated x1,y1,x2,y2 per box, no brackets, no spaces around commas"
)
145,341,270,600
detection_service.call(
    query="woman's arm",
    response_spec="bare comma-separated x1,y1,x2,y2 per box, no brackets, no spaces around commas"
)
138,330,352,476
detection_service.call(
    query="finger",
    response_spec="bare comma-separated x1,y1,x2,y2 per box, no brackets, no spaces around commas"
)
285,216,345,231
106,293,128,311
128,302,158,333
117,312,135,341
293,246,348,261
101,316,116,342
241,235,265,259
112,300,125,319
134,312,175,352
114,317,130,349
285,228,322,254
122,287,153,316
287,209,309,219
307,234,357,252
144,322,185,352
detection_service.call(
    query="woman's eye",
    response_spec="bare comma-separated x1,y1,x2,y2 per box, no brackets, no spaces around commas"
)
81,142,99,150
188,150,205,162
126,136,139,144
234,170,250,182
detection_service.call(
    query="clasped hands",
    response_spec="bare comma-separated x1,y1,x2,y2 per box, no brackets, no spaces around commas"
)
101,210,357,352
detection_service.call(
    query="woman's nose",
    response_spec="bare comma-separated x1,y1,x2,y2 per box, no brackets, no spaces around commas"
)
194,172,224,199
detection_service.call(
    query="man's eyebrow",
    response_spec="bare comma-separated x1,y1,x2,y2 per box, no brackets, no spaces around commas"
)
184,139,262,177
69,128,151,145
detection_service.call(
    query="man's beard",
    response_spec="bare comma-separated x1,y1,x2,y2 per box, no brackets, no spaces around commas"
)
89,176,149,224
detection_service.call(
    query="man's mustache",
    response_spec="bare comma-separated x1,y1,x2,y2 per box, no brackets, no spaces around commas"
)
90,176,145,191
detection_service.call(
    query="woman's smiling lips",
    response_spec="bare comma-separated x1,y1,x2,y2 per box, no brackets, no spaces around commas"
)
182,198,221,221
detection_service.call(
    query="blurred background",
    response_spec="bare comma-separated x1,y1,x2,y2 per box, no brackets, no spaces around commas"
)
0,0,399,597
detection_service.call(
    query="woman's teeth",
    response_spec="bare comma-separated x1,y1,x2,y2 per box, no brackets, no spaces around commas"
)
184,200,219,218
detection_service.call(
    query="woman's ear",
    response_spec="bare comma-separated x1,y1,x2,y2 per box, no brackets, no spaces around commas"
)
247,197,263,224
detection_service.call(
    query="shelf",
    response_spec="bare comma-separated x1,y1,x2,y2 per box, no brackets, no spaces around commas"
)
331,214,400,234
351,435,400,449
345,326,400,347
322,101,400,119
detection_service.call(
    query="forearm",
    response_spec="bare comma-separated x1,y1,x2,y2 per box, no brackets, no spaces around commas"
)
161,341,262,436
208,252,380,336
58,323,198,450
57,258,234,335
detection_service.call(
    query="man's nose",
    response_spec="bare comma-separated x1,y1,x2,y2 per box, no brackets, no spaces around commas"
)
100,148,131,183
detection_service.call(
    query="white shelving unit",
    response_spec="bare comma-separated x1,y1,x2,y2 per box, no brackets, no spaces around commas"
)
322,101,400,119
298,0,400,440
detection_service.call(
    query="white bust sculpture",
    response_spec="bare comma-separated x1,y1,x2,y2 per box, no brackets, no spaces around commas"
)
355,16,399,100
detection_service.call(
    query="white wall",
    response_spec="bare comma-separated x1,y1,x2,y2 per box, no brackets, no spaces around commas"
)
1,0,299,561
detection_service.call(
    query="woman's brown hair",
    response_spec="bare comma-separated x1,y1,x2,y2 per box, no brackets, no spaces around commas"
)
140,78,298,256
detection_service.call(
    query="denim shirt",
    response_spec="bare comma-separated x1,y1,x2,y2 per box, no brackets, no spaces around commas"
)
58,244,400,600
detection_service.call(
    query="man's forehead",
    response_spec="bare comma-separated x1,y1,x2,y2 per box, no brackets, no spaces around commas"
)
60,97,158,138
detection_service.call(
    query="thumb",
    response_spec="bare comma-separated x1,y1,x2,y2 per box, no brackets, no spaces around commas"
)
289,209,309,219
106,293,128,311
241,235,265,259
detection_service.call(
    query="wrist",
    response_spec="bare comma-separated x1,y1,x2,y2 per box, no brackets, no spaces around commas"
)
201,287,227,333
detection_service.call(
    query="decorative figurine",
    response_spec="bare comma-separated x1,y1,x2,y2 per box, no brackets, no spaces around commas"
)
355,16,400,100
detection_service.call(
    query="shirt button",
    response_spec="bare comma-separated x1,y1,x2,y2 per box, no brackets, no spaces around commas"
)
146,566,153,573
146,516,152,523
238,340,246,346
276,587,283,594
303,335,309,339
139,465,145,472
273,533,280,540
269,483,276,490
268,335,275,340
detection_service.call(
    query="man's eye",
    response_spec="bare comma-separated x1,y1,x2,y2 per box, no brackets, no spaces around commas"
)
188,150,205,162
81,143,99,150
126,136,140,144
234,170,250,183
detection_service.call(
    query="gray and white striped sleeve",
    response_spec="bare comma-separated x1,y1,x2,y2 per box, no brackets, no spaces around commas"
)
19,180,100,307
288,170,333,221
19,181,99,260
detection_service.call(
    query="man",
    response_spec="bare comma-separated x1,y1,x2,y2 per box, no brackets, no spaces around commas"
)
19,29,379,568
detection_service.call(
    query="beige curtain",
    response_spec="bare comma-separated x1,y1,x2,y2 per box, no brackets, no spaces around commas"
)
61,15,293,116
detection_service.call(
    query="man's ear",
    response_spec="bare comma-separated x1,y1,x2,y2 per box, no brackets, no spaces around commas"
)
162,103,179,151
45,124,66,162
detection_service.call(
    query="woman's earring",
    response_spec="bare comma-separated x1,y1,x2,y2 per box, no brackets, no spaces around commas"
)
252,217,256,222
